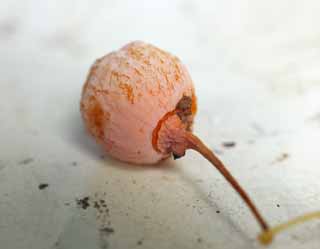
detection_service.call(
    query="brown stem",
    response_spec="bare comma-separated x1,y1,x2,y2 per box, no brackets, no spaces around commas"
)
185,132,269,231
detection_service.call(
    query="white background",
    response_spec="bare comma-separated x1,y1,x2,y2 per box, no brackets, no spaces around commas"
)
1,1,320,248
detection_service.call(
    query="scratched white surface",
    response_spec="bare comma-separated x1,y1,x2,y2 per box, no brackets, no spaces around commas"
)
1,1,320,249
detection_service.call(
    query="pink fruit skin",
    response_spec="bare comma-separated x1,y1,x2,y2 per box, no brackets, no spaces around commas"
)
80,41,196,164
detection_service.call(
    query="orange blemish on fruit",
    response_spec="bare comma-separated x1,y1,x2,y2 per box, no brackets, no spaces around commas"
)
134,68,143,76
87,97,110,139
119,82,134,104
128,47,144,60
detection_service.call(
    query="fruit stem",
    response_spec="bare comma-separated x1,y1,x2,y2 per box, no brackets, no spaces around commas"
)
185,132,269,231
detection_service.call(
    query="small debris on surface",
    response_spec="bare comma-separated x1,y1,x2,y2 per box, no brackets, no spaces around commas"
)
273,153,289,164
100,227,114,235
71,161,77,166
38,183,49,190
276,204,280,208
137,239,143,245
197,237,203,243
94,201,101,209
76,196,90,210
216,210,220,214
222,141,236,148
19,158,34,165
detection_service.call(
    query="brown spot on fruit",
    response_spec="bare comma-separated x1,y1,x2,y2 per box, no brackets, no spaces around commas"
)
152,96,195,152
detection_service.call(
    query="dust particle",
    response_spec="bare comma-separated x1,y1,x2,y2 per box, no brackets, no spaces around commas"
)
222,141,236,148
19,158,34,165
38,183,49,190
71,161,77,166
94,201,101,210
216,210,220,214
275,153,289,163
276,204,280,207
197,237,203,243
137,239,143,245
100,227,114,235
76,196,90,210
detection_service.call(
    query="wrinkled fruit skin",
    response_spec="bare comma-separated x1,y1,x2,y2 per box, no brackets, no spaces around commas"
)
81,41,196,164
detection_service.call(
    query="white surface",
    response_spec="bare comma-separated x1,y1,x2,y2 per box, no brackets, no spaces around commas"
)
1,1,320,249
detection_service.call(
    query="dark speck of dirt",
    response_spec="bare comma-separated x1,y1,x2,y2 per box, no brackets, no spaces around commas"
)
64,202,70,206
19,158,34,165
222,141,236,148
216,210,220,214
38,183,49,190
197,237,203,243
94,201,101,210
137,239,143,245
276,204,280,207
275,153,289,163
100,227,114,235
76,196,90,210
71,161,77,166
